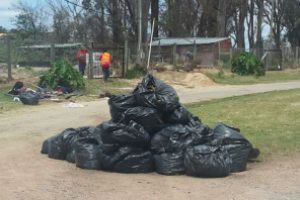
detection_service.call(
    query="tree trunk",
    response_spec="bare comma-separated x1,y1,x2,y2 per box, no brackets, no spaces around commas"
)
141,0,151,43
151,0,159,38
217,0,227,37
256,0,263,49
237,0,247,49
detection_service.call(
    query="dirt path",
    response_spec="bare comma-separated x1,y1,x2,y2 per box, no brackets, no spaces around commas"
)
1,84,300,200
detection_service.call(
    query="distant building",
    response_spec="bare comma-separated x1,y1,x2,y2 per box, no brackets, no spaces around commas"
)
151,37,232,66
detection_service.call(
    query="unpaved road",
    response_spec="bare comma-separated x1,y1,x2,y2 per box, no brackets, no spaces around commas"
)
1,82,300,200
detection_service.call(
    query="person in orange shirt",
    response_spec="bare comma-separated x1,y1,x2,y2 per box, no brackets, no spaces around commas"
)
99,49,113,83
77,46,88,76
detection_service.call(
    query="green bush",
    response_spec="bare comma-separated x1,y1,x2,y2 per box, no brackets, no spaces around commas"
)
124,64,147,79
231,52,265,77
39,60,84,89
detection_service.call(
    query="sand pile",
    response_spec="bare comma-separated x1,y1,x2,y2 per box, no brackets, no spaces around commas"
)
183,73,218,87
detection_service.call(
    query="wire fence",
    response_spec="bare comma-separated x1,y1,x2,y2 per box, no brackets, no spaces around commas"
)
1,36,300,80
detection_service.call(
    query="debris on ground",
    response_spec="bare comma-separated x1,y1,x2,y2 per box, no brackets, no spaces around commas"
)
41,74,260,178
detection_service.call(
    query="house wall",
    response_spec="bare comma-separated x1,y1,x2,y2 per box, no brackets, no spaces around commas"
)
151,38,232,66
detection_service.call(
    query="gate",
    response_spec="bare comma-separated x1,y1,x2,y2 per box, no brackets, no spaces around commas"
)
87,43,125,78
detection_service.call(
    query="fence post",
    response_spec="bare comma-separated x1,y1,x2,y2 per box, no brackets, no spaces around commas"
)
124,39,128,76
296,46,299,68
172,43,177,67
6,36,12,81
50,42,55,64
88,45,93,79
281,47,285,70
193,40,197,61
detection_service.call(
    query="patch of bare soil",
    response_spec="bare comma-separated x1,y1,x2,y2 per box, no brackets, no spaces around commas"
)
0,100,300,200
183,73,218,87
123,71,218,89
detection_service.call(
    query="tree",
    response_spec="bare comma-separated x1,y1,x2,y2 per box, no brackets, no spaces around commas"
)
0,26,7,33
217,0,227,37
282,0,300,47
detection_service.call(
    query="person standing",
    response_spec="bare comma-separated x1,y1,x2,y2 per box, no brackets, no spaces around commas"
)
77,46,88,76
99,49,113,83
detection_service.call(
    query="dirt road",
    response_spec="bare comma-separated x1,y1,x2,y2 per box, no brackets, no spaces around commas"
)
1,83,300,200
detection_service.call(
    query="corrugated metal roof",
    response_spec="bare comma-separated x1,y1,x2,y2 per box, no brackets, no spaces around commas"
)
151,37,230,46
21,43,83,48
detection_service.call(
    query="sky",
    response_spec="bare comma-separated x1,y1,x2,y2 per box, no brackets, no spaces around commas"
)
0,0,21,29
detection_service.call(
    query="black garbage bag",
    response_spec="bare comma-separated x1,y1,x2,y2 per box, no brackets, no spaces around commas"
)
41,134,60,154
98,121,126,143
163,104,192,125
122,106,165,135
211,123,253,173
101,120,150,146
151,122,211,154
47,126,97,160
19,91,40,105
154,152,185,175
133,74,179,112
66,149,75,163
101,143,120,154
61,126,96,158
8,81,23,95
75,138,101,170
108,93,137,122
100,146,143,171
48,136,64,160
187,116,213,144
184,145,232,178
113,151,155,173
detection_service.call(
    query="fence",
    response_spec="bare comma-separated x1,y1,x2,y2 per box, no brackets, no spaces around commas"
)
2,36,300,81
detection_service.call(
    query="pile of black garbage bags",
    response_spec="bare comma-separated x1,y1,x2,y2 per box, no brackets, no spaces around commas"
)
41,74,256,178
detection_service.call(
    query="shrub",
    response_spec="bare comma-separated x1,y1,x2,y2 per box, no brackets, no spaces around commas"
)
39,60,84,89
124,64,147,79
231,52,265,77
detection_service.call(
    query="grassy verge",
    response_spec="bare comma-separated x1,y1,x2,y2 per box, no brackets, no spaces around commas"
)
185,89,300,160
204,68,300,85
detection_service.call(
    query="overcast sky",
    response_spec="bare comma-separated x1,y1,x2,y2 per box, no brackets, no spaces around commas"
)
0,0,21,29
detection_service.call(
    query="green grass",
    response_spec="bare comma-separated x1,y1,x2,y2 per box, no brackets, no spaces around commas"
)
204,68,300,85
185,89,300,160
0,86,24,113
81,78,133,95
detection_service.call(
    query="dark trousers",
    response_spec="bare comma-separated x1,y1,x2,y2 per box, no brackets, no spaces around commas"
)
79,62,86,76
102,67,110,82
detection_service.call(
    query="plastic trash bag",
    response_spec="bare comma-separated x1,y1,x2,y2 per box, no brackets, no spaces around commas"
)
47,126,97,160
19,91,40,105
154,152,185,175
151,122,211,154
122,106,165,135
41,134,60,154
186,116,213,144
66,149,75,163
101,120,150,146
184,145,232,178
98,121,126,143
108,93,137,122
48,136,64,160
133,74,179,112
113,151,154,173
75,138,101,170
210,123,253,173
163,104,192,125
100,146,143,171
